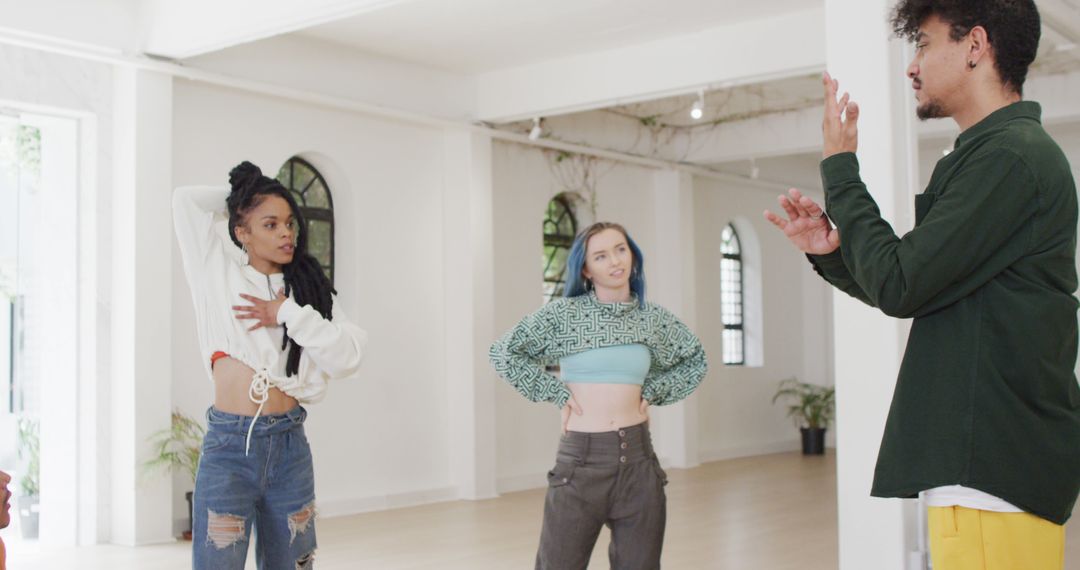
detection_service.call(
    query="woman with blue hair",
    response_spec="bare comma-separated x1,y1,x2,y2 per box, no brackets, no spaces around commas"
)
490,221,708,569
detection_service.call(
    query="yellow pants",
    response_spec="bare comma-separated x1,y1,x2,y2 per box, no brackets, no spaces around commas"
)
928,506,1065,570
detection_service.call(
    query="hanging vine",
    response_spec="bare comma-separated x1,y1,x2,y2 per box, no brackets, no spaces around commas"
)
542,149,618,220
501,76,824,169
602,85,821,162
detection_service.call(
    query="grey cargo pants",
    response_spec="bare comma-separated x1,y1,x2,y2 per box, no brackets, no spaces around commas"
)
535,422,669,570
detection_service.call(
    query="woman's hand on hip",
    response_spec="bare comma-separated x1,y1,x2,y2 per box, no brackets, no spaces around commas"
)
561,395,583,435
233,288,287,331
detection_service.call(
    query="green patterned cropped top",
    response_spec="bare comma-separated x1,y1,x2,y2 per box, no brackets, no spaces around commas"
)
489,292,708,408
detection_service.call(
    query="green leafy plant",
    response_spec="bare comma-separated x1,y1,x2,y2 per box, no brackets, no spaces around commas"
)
16,417,39,496
145,411,205,484
771,378,835,429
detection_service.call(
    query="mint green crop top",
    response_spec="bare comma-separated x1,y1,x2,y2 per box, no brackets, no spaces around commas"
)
559,344,651,385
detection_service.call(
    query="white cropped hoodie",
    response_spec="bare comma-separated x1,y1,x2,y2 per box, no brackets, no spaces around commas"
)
173,186,367,415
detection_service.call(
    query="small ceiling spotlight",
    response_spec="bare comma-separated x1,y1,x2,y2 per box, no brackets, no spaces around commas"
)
690,90,705,120
529,117,543,140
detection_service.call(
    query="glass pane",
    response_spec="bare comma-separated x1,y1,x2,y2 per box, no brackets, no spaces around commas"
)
542,195,577,304
723,329,745,365
276,163,292,188
721,224,741,255
290,189,305,207
721,255,744,329
543,246,569,281
543,217,559,236
305,179,330,209
292,162,315,196
543,281,557,303
307,220,332,267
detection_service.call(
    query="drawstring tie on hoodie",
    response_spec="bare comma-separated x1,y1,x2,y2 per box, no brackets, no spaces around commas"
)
245,369,271,455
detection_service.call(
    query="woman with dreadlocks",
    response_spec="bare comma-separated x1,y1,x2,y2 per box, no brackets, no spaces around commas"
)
173,161,366,569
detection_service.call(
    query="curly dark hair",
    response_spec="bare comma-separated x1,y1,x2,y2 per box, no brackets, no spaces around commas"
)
890,0,1040,94
228,160,336,377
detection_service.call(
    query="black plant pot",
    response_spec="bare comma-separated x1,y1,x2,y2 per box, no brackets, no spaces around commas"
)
184,491,194,540
800,427,827,455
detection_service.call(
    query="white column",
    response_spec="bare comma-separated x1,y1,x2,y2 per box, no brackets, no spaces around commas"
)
824,1,923,569
31,113,80,547
442,130,498,500
110,68,174,545
647,169,700,468
77,114,102,546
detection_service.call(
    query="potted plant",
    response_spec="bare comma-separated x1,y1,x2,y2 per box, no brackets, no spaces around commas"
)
145,410,205,540
772,378,835,455
16,417,40,539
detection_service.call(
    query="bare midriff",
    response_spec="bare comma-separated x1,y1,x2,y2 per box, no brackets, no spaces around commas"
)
212,357,298,416
564,383,648,432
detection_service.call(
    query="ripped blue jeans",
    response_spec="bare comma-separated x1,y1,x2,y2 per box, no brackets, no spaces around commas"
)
192,406,317,570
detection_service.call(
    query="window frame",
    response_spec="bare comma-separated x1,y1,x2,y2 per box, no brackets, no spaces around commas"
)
720,223,746,366
277,157,335,283
542,194,578,303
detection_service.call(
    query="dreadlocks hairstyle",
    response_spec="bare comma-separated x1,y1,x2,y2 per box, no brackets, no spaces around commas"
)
227,160,336,377
890,0,1041,95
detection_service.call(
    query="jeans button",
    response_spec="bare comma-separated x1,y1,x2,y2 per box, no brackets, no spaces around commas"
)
620,442,628,449
618,430,626,437
619,456,627,463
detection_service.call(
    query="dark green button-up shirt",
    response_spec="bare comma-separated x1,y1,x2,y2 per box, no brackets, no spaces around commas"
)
810,101,1080,524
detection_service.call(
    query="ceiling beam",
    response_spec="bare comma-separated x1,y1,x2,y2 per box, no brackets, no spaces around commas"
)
139,0,409,60
0,0,137,53
474,6,826,123
680,67,1080,164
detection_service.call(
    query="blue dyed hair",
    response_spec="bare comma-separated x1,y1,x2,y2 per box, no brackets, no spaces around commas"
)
564,222,647,307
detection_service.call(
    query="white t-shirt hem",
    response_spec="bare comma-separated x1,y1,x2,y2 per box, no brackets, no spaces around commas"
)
923,485,1024,513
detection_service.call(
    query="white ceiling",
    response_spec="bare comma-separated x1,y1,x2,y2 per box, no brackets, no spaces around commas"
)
294,0,816,73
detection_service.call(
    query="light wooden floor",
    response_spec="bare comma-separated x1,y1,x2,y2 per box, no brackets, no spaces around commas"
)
7,452,1079,569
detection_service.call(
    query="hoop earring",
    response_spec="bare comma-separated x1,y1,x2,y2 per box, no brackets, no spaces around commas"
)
585,278,593,291
241,243,250,266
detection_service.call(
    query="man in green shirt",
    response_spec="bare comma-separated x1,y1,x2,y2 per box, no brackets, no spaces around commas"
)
765,1,1079,568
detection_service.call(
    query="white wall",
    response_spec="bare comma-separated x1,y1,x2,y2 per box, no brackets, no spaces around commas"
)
171,80,455,517
693,179,834,461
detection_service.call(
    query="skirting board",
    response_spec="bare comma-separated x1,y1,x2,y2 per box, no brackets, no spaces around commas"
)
496,472,548,495
172,441,837,533
698,438,836,463
174,485,461,534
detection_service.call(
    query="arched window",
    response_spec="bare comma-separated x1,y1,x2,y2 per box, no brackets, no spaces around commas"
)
720,224,745,365
542,194,577,303
276,157,334,283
